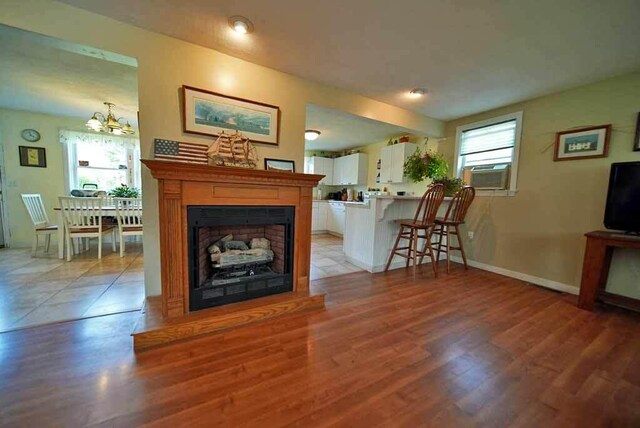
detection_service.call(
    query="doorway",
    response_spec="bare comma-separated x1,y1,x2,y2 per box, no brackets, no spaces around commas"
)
0,24,145,332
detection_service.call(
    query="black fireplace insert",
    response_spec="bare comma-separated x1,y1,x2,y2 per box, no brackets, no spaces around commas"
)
187,205,294,311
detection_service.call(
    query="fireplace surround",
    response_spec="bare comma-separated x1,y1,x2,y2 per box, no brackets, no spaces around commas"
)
141,159,324,322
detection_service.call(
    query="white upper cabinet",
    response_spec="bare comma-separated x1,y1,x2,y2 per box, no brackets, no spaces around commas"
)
333,153,368,186
379,143,417,184
308,156,334,185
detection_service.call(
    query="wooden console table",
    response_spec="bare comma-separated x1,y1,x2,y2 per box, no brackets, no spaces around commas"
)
578,231,640,311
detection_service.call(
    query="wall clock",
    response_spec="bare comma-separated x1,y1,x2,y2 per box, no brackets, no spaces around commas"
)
21,129,41,142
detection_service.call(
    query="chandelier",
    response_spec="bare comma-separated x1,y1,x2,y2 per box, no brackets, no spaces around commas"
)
86,102,135,135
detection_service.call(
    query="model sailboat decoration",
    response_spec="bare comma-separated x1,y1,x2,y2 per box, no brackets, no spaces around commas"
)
207,131,258,168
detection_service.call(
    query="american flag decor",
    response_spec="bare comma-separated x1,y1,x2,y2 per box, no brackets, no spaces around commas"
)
153,139,209,164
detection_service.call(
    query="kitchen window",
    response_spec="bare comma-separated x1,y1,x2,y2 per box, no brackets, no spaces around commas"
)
454,111,523,196
60,130,141,193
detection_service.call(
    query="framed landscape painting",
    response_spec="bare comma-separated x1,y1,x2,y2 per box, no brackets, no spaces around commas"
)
554,124,611,161
182,85,280,145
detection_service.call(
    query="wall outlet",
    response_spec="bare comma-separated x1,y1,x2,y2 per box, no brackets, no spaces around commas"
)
467,231,474,240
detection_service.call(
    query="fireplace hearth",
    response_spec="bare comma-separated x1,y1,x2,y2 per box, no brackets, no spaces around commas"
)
188,206,294,311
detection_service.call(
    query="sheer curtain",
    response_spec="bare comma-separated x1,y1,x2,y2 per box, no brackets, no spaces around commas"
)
59,130,140,193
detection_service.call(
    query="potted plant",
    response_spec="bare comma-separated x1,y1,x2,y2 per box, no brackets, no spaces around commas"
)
109,184,140,199
432,176,465,196
403,148,448,183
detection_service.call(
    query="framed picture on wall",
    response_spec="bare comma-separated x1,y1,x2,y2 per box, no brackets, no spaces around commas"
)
264,158,295,172
182,85,280,146
18,146,46,168
633,112,640,152
554,124,611,161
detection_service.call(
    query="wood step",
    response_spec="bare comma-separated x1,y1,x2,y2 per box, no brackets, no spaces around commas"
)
132,291,325,351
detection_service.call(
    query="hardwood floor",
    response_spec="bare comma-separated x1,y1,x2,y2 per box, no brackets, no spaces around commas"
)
1,263,639,426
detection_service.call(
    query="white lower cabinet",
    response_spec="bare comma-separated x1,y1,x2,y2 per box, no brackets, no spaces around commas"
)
312,201,328,232
312,202,344,235
327,202,345,235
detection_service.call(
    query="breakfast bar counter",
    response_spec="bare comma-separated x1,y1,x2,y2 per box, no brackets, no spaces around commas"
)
343,196,451,272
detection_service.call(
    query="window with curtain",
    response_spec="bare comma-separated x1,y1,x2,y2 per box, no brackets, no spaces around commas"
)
454,111,523,194
59,130,141,193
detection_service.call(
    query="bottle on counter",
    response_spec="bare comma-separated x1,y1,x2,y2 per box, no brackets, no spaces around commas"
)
317,189,322,200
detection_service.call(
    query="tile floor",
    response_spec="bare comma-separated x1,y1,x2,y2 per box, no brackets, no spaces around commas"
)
0,241,144,332
310,234,363,280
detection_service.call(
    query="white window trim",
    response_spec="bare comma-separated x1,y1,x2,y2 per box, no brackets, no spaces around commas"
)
454,111,523,197
61,132,141,193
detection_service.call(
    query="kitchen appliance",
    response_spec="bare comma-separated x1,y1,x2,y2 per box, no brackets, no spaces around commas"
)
70,183,107,197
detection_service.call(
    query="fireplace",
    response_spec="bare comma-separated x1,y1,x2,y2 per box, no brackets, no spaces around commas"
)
188,206,294,311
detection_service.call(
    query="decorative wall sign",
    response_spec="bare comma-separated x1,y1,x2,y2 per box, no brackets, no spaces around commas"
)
182,85,280,146
19,146,46,168
554,125,611,161
633,112,640,152
264,158,295,172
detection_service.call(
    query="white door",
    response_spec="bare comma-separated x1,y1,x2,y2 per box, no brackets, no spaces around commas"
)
317,202,328,230
321,157,334,185
390,144,405,183
333,158,344,186
380,145,393,184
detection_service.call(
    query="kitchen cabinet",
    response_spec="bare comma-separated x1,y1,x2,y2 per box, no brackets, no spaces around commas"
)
333,153,368,186
379,143,417,184
312,201,328,232
308,156,334,185
327,202,346,235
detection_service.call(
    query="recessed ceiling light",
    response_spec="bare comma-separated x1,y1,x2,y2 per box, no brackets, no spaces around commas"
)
305,130,321,141
409,88,427,97
229,16,254,34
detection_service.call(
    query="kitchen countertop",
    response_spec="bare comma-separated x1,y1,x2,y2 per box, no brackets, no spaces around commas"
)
313,199,368,205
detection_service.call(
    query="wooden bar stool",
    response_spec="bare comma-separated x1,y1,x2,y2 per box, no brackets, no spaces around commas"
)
431,186,475,273
384,183,445,278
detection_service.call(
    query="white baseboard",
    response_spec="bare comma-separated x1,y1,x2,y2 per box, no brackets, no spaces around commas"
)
345,254,444,274
450,256,578,295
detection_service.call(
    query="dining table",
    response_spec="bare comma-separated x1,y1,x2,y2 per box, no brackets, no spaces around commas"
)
53,206,120,260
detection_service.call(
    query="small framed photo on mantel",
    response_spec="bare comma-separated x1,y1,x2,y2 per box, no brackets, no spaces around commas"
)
554,124,611,161
264,158,295,172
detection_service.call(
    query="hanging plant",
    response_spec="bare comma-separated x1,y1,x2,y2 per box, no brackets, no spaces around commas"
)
403,148,449,183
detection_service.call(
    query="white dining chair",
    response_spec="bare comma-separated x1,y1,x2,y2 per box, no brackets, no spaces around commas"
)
58,197,116,261
21,194,58,256
114,198,143,257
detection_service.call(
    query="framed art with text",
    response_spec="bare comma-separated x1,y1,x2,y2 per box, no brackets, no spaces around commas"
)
19,146,46,168
554,124,611,161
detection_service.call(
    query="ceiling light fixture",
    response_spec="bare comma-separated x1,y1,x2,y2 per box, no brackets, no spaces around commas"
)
305,130,321,141
229,16,254,34
409,88,427,97
86,102,135,135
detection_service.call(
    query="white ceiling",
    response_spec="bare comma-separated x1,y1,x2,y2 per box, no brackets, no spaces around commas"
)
0,24,139,125
305,104,417,151
58,0,640,120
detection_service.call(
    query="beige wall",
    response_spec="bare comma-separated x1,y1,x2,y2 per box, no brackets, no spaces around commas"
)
0,108,88,248
440,72,640,296
0,0,444,295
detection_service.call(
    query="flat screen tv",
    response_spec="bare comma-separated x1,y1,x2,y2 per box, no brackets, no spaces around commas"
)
604,161,640,233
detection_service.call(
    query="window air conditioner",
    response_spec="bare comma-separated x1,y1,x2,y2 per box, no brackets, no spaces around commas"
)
463,163,510,190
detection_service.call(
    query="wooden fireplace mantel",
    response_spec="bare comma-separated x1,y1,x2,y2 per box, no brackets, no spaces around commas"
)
141,159,324,319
